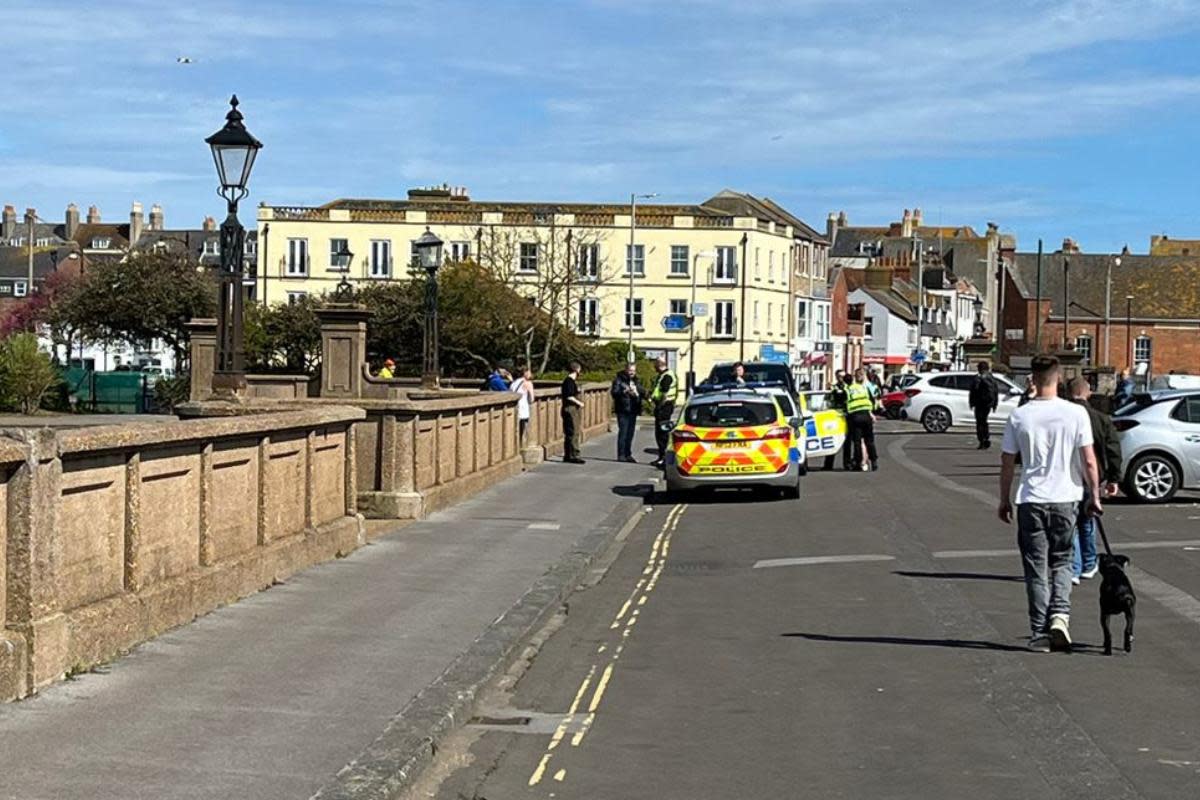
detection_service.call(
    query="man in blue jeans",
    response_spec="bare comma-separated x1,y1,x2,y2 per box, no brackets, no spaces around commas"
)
998,356,1102,652
611,362,643,463
1067,378,1123,583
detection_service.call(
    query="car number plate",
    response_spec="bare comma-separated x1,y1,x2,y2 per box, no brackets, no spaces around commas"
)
712,441,745,448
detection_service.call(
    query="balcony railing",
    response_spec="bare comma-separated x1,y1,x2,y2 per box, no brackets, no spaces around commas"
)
695,216,734,228
273,207,330,221
349,209,407,222
427,209,483,224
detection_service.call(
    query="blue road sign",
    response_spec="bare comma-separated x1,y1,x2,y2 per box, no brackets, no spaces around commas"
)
662,314,689,331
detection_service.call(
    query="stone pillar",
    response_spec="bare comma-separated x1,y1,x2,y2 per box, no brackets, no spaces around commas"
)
961,338,997,370
315,305,373,399
1053,348,1085,384
186,318,218,401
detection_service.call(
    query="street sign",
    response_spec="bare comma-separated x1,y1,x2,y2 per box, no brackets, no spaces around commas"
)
662,314,690,331
691,302,708,317
911,349,927,364
759,344,790,364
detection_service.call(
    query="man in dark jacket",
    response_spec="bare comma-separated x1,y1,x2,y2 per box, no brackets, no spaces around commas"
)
611,363,643,463
968,361,999,449
1068,377,1123,582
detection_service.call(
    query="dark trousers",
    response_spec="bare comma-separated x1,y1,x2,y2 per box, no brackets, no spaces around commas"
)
653,402,675,460
974,406,991,446
847,410,877,467
616,412,638,459
562,406,581,460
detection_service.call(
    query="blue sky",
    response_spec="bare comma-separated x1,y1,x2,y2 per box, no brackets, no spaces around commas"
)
2,0,1198,253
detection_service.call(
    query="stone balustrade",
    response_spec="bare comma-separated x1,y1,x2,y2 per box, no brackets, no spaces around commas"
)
0,406,364,702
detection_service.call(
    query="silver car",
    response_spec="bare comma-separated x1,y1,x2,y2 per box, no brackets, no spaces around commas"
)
1114,390,1200,503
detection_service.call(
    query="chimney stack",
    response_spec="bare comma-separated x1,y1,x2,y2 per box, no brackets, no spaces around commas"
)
864,258,894,290
901,208,913,238
130,201,144,244
912,207,923,228
24,208,37,237
149,203,164,231
65,203,80,239
1061,237,1080,254
202,216,217,232
826,211,839,245
2,205,15,241
87,205,101,224
837,210,847,227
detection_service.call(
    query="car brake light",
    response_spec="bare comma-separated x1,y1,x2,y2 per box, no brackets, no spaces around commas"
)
904,388,921,398
1112,419,1139,432
672,429,700,442
762,426,792,440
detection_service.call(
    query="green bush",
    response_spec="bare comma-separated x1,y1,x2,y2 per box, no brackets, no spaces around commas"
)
152,373,191,413
0,333,60,414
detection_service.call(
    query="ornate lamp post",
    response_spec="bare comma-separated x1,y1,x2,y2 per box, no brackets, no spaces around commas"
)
204,95,262,394
415,227,444,389
972,294,985,337
334,243,355,300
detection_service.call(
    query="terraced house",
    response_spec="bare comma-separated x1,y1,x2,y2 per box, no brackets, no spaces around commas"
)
255,187,828,383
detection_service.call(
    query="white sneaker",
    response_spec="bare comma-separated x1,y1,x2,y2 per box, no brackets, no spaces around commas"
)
1028,635,1051,653
1048,614,1072,651
1071,575,1080,585
1080,565,1099,580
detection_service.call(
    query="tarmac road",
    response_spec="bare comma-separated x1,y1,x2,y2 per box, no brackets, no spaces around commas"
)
422,423,1200,800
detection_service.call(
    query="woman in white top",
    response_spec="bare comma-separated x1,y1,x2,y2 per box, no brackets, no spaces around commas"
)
511,366,536,444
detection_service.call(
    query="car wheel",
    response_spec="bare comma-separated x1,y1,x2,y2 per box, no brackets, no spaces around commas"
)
885,403,903,420
921,406,952,434
781,480,801,500
1124,454,1181,503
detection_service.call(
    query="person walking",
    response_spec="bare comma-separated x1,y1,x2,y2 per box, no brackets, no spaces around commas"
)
511,365,535,445
611,362,643,463
1113,368,1134,410
968,361,999,449
649,357,678,468
845,368,879,472
561,361,585,464
998,355,1102,652
1067,377,1122,584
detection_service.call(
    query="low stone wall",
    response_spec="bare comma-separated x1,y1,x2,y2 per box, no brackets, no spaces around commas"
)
525,381,610,461
0,406,365,702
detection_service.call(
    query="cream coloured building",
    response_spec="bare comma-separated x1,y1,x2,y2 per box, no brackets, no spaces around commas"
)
255,187,827,383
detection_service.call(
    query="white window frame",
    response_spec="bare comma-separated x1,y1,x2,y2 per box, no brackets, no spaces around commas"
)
369,240,392,278
14,280,28,298
714,300,735,338
577,297,599,335
864,316,874,340
767,303,774,333
92,237,111,249
816,303,831,341
519,242,539,273
286,238,309,276
1075,334,1093,365
669,245,689,276
768,251,775,282
328,238,349,271
578,243,600,280
669,298,687,316
1135,335,1152,364
286,291,307,305
625,244,645,276
753,300,760,331
796,299,811,338
450,241,470,262
714,246,737,283
624,297,644,330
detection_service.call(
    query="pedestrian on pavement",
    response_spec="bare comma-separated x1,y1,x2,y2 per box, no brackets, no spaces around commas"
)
561,362,585,464
968,361,999,449
649,357,678,468
484,365,510,392
511,365,535,445
845,368,879,472
612,362,643,462
998,354,1103,652
1067,377,1123,584
377,358,395,380
1113,368,1135,410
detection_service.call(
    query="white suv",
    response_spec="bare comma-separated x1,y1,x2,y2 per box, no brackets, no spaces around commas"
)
903,371,1023,433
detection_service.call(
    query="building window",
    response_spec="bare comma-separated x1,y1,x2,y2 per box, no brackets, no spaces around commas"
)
669,299,687,316
624,297,644,330
1075,334,1093,365
753,300,760,331
715,246,737,283
92,237,111,249
768,251,775,282
625,244,645,276
864,316,874,339
577,298,599,335
714,300,735,338
286,238,308,276
754,247,761,280
670,245,689,276
35,237,51,247
907,324,918,346
816,303,831,341
767,304,774,333
370,240,392,278
14,281,27,298
450,241,470,262
1135,335,1152,365
329,238,349,270
286,291,307,305
578,244,599,280
796,300,810,338
519,242,539,273
200,239,219,257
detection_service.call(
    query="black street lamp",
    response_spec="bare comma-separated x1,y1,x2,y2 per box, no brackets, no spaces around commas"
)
1125,294,1134,369
415,227,444,389
972,294,985,337
334,243,355,300
205,95,262,394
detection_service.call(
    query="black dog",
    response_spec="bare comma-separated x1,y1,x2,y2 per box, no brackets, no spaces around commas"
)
1098,553,1136,655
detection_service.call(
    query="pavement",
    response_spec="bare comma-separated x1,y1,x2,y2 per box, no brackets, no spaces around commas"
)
422,421,1200,800
0,427,659,800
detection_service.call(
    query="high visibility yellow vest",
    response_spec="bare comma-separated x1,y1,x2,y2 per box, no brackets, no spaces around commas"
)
846,382,873,414
651,371,679,405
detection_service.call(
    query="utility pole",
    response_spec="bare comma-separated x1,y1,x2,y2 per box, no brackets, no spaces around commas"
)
1034,239,1043,351
1062,256,1070,350
627,192,657,363
26,209,35,303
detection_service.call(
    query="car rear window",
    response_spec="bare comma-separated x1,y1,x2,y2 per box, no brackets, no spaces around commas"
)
1114,394,1156,417
685,401,777,428
707,363,794,392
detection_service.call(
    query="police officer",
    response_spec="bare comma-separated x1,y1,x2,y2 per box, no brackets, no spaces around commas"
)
650,357,679,468
845,368,879,472
825,370,849,471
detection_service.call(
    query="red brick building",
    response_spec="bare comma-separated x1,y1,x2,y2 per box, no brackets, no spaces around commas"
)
1002,250,1200,378
828,266,865,373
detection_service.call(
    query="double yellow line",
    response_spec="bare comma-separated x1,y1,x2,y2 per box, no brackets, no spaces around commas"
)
528,503,687,787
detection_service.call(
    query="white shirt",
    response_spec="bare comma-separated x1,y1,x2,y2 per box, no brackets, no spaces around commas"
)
511,378,532,420
1001,397,1093,504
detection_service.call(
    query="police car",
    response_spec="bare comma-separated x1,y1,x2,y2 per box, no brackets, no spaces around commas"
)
798,390,848,466
665,382,804,498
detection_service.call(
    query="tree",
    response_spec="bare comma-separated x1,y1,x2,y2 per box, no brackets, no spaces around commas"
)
244,296,322,373
61,250,217,369
0,333,60,414
0,270,84,362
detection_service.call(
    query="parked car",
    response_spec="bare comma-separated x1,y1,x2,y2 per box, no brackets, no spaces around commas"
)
881,388,909,419
797,390,847,465
1113,390,1200,503
902,371,1023,433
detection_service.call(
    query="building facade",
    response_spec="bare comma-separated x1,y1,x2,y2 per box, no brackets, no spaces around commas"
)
255,187,826,382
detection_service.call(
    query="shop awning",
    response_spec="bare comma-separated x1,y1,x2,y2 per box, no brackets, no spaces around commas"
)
863,355,909,366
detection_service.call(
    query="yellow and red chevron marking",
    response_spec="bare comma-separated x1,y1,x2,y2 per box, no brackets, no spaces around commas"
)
672,427,790,476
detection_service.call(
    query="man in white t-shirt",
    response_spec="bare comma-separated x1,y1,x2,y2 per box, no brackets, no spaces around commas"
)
998,355,1102,652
